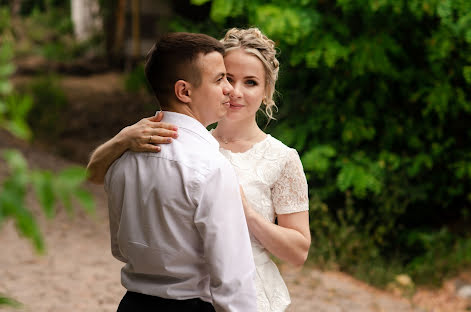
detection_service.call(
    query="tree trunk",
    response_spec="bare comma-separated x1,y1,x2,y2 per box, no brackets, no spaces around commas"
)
113,0,127,56
10,0,22,16
131,0,140,59
71,0,102,42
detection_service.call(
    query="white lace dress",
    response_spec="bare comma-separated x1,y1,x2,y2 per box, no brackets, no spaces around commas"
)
218,134,309,312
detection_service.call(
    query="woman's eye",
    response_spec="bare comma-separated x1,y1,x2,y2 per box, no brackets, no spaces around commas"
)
227,77,234,83
246,80,257,86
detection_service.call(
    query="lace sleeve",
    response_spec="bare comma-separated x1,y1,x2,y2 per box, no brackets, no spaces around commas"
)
271,148,309,215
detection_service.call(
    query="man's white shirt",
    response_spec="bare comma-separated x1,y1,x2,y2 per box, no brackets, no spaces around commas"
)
105,111,257,312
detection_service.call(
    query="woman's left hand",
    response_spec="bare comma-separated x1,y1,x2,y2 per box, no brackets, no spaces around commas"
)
239,186,254,220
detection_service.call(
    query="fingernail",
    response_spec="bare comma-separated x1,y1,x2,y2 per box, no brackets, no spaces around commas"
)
156,146,161,151
173,126,178,131
167,138,172,143
173,133,179,138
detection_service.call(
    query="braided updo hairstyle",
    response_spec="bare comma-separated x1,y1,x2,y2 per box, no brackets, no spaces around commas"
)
221,28,279,121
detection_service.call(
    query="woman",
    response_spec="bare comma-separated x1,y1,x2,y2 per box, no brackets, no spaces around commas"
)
88,28,310,312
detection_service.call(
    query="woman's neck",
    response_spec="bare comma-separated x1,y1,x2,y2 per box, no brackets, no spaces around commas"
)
214,117,263,142
213,117,267,153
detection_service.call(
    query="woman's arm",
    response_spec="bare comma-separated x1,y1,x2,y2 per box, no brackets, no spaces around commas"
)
240,187,311,266
87,112,178,184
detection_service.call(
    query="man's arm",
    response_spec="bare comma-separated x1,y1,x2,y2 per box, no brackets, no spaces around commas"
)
87,112,178,184
194,162,257,312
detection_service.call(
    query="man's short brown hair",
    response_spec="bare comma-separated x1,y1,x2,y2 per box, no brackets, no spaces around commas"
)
145,32,225,108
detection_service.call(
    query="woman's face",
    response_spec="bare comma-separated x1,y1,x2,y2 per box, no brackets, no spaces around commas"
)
223,49,266,122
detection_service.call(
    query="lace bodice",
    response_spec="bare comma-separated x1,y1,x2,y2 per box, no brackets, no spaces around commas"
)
219,134,308,224
218,134,309,312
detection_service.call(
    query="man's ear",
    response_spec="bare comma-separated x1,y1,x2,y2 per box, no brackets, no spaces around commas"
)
175,80,191,103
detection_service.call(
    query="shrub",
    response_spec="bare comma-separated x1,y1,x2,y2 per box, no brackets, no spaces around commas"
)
174,0,471,287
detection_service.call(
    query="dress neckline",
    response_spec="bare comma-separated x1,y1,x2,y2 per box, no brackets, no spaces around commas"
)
210,129,271,155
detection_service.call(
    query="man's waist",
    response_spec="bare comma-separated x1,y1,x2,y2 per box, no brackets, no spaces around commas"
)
121,266,212,302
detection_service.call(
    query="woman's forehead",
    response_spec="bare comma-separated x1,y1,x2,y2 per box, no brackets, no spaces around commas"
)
224,49,264,76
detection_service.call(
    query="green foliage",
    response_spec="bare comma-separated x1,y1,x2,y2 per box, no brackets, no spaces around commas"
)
0,11,95,307
8,3,98,61
0,149,94,253
124,64,150,93
0,294,21,308
181,0,471,286
26,75,68,139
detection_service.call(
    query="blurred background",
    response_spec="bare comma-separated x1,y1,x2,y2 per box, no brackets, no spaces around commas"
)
1,0,471,311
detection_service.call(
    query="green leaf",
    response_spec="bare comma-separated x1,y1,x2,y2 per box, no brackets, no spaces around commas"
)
191,0,211,5
210,0,233,23
305,50,323,68
0,63,15,77
0,80,12,95
2,149,28,172
254,5,317,45
465,29,471,43
31,171,56,219
6,93,33,118
0,294,21,307
14,206,45,253
74,189,95,215
3,119,32,140
463,66,471,84
302,145,337,173
56,166,87,190
337,161,382,198
0,41,14,62
57,191,73,215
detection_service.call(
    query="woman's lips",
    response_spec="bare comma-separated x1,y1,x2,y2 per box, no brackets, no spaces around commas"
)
229,103,244,109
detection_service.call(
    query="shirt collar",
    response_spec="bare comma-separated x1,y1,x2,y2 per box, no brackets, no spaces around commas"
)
159,111,220,148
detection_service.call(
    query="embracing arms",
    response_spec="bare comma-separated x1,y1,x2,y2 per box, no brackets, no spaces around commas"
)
86,112,178,184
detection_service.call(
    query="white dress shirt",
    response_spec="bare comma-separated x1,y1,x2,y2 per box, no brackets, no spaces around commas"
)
104,111,257,312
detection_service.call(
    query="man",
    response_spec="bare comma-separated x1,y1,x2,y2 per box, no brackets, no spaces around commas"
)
104,33,257,312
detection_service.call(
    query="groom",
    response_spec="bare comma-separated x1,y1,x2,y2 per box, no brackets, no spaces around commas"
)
104,33,257,312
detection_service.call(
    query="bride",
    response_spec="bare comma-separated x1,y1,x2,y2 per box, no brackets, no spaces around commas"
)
88,28,311,312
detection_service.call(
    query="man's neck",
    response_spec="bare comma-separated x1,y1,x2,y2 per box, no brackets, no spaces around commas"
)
162,104,207,127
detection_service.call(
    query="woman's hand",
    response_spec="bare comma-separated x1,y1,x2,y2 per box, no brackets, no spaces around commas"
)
117,111,179,153
239,186,255,220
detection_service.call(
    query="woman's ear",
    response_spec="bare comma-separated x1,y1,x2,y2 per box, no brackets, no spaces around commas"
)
175,80,191,103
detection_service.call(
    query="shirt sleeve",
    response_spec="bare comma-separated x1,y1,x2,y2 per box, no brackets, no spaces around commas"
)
104,160,126,263
194,160,257,312
272,148,309,215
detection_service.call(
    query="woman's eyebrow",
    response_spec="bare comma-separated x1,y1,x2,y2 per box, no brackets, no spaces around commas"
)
244,75,260,80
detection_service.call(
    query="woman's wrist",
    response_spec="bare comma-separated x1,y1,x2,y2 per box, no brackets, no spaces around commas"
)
115,127,132,150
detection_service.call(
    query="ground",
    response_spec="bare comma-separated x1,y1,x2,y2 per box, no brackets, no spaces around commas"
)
0,72,468,311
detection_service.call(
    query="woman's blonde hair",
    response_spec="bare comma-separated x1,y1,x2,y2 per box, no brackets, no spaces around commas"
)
221,27,279,121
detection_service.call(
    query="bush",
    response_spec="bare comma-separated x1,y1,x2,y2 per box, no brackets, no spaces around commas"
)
173,0,471,287
26,75,68,140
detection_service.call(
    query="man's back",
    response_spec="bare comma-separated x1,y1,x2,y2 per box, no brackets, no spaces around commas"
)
105,112,256,311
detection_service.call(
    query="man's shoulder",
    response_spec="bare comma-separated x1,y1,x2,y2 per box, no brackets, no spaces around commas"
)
169,129,230,172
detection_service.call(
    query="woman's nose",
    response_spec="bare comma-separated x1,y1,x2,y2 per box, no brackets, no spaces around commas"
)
230,83,242,98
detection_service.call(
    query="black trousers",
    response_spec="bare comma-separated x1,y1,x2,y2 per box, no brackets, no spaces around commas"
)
117,291,216,312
